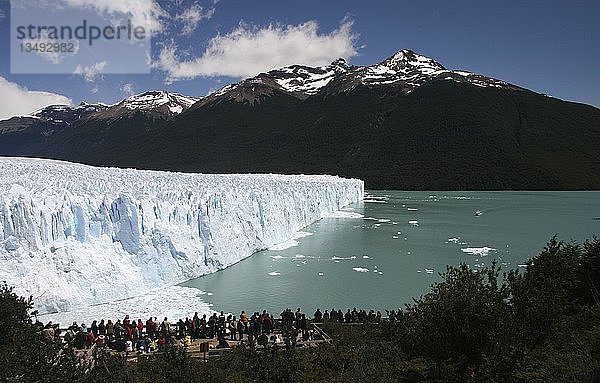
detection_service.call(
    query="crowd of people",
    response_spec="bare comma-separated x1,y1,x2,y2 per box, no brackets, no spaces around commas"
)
37,306,403,354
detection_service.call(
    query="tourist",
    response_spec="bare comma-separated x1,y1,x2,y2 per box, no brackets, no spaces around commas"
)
90,320,98,337
199,314,207,338
192,312,200,339
208,314,216,338
177,319,186,338
106,319,114,340
146,317,155,339
137,319,144,335
160,317,170,338
98,319,106,336
314,308,323,322
132,325,140,350
236,316,245,341
137,336,148,354
240,310,249,333
299,314,309,340
295,308,302,325
229,316,238,340
218,311,226,336
113,320,122,339
257,332,268,346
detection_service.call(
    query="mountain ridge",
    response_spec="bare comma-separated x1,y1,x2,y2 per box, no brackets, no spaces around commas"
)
1,49,599,190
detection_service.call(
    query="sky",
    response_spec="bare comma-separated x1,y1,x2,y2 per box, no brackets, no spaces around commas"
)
0,0,599,119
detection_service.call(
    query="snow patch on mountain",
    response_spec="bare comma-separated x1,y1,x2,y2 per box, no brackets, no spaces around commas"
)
118,91,199,114
208,48,520,100
0,157,363,314
272,58,350,95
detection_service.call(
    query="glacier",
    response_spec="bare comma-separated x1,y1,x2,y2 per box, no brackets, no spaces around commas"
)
0,157,363,314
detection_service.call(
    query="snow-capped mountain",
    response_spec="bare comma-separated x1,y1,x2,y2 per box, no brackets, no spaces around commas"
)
0,103,109,134
0,91,199,128
115,90,199,116
0,157,363,313
205,49,522,104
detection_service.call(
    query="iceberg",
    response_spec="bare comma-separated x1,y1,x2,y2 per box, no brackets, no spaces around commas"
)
0,157,363,314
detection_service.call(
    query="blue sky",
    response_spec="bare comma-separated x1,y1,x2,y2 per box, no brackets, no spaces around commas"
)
0,0,599,119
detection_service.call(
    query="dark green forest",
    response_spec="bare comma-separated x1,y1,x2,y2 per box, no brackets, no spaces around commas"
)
1,235,599,382
3,81,600,190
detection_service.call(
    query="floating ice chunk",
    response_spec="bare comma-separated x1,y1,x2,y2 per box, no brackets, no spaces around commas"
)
407,208,418,211
378,271,383,275
362,255,370,259
408,220,419,226
269,239,299,251
417,270,422,273
352,267,369,273
294,254,306,259
207,292,213,296
268,271,281,276
331,256,353,261
461,247,497,256
293,231,313,239
425,269,434,274
327,211,364,219
447,237,460,244
378,218,391,223
392,236,398,239
271,255,286,260
363,195,387,204
318,272,324,276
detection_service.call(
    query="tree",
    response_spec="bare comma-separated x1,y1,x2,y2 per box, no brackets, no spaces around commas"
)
578,237,600,306
0,283,84,382
507,236,581,364
404,262,510,379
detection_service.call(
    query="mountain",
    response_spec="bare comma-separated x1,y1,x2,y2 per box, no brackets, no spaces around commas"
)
0,91,198,163
1,50,599,189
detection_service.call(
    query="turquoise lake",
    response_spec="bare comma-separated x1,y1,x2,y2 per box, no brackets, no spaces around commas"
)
181,191,600,315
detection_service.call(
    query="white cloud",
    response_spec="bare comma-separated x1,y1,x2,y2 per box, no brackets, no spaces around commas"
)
0,77,73,120
120,82,136,96
176,3,215,35
61,0,167,34
74,61,107,82
153,19,358,82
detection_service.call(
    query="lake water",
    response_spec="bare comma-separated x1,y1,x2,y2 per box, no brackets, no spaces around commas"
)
181,191,600,315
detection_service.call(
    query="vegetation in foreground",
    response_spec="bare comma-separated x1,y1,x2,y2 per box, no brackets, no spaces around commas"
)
1,235,598,382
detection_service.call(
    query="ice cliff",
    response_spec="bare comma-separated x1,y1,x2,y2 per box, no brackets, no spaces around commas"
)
0,157,363,314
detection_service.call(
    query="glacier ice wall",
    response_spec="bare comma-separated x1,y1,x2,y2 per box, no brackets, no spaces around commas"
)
0,158,363,314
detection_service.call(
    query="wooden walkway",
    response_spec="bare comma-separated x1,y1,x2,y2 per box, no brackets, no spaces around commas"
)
124,323,332,362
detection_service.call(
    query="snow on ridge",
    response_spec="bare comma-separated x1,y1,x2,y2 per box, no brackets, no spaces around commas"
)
0,157,363,314
120,91,199,113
